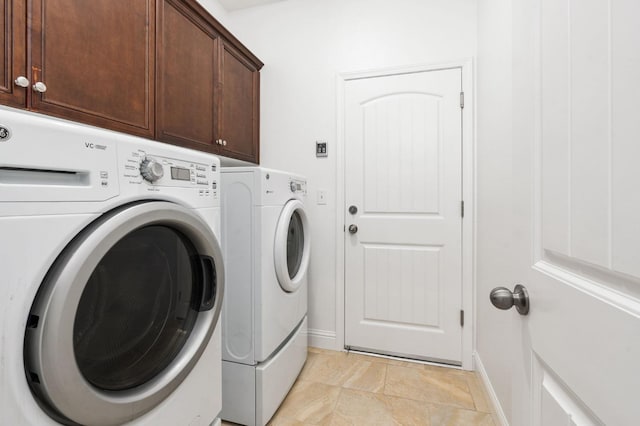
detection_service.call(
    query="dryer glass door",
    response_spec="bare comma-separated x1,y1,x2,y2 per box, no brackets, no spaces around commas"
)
286,211,305,278
274,199,310,292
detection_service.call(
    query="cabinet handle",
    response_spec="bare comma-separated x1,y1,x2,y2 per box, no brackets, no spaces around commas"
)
14,76,30,88
32,81,47,93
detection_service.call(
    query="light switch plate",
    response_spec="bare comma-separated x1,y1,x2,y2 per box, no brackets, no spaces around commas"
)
316,141,328,157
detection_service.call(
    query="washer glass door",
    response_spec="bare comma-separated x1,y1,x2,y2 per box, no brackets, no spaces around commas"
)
74,225,201,391
24,201,224,426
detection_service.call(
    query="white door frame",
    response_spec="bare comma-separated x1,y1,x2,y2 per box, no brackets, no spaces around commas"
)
335,59,475,370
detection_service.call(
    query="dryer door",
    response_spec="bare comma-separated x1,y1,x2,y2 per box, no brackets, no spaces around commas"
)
274,199,311,292
24,201,224,426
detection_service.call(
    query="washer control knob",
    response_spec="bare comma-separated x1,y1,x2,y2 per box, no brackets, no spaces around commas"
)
140,158,164,182
290,181,297,192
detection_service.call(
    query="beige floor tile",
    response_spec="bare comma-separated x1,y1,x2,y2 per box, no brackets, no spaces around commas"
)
270,379,341,425
413,363,473,380
267,415,311,426
329,389,396,425
466,372,493,413
348,351,471,377
342,359,387,393
384,394,434,425
384,365,475,410
298,351,357,386
429,403,496,426
329,389,432,426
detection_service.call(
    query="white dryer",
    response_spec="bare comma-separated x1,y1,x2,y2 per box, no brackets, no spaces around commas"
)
0,106,225,426
221,168,309,426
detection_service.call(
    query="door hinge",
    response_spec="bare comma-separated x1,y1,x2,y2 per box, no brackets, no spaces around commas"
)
461,200,465,218
460,310,465,327
460,91,464,109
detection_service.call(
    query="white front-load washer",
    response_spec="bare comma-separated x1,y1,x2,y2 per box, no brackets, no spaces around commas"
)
0,106,225,426
220,167,309,426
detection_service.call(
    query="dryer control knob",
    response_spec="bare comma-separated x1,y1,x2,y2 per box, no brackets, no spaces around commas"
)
140,158,164,182
290,181,297,192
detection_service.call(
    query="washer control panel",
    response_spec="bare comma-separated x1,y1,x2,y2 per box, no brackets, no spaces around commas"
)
124,149,218,198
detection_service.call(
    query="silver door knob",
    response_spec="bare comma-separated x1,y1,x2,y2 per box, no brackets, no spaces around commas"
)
32,81,47,93
348,224,358,234
490,284,529,315
14,76,30,88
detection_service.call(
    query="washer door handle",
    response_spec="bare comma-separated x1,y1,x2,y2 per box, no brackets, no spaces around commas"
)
197,255,217,311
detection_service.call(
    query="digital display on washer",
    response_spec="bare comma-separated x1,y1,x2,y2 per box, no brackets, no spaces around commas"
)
171,167,191,181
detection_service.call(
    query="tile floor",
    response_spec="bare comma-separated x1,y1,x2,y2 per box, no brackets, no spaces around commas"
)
223,347,497,426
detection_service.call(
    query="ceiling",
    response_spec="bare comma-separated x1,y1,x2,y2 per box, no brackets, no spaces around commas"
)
217,0,286,11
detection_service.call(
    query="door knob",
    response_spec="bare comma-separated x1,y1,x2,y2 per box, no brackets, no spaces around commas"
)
348,205,358,214
348,224,358,234
490,284,529,315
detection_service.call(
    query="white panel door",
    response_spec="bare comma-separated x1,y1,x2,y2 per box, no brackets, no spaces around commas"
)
509,0,640,424
344,68,463,364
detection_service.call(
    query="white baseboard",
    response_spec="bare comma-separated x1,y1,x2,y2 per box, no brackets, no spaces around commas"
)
473,351,509,426
307,328,337,350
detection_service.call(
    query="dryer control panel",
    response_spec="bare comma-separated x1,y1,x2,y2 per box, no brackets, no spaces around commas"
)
289,178,307,195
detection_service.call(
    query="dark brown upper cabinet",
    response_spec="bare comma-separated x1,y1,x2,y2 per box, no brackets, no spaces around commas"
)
0,0,27,108
1,0,262,163
156,0,219,151
216,40,260,164
157,0,262,164
3,0,155,138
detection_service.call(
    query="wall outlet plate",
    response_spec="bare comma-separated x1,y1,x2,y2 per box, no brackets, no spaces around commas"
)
317,189,327,205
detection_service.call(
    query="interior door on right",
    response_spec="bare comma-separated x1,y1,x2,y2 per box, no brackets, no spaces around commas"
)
510,0,640,424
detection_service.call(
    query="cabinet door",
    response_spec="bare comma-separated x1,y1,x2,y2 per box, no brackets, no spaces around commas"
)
156,0,218,152
217,41,260,164
0,0,26,107
29,0,155,137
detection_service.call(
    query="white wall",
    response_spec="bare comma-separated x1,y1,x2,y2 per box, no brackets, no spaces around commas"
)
475,0,514,423
223,0,477,348
196,0,231,25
